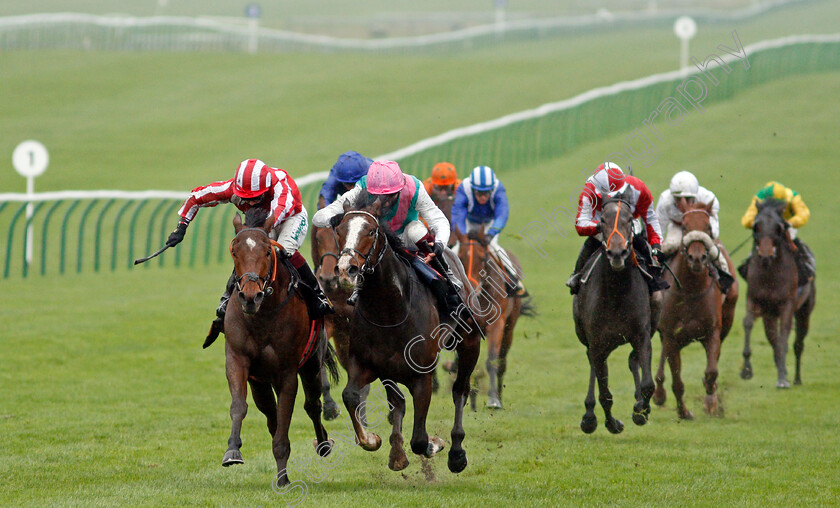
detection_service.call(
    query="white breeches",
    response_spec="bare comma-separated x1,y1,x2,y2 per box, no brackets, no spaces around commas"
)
271,206,308,254
399,220,431,246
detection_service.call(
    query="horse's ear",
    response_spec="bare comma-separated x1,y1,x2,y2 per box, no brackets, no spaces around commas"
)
262,214,275,233
369,198,382,216
454,225,466,243
703,200,714,214
342,199,352,213
233,213,244,232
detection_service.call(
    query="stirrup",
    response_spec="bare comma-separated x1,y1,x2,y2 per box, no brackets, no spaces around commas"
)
446,269,463,291
566,273,581,295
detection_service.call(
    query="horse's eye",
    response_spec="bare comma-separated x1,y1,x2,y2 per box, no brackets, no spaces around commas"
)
368,230,375,236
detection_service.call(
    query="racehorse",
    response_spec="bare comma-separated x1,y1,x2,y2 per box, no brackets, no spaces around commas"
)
453,226,533,409
311,224,355,420
573,190,655,434
333,192,482,473
653,200,738,418
740,198,816,388
221,209,338,488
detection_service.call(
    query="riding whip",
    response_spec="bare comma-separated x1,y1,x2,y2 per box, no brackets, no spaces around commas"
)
133,244,170,265
728,234,752,256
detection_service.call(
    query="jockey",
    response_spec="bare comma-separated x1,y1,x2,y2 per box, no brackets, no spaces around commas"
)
451,165,526,296
317,151,373,209
423,162,461,195
312,160,464,317
739,181,815,285
656,171,735,294
566,162,669,295
166,159,334,347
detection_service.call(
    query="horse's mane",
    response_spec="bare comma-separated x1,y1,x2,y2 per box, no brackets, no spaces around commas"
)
244,206,270,228
756,198,787,220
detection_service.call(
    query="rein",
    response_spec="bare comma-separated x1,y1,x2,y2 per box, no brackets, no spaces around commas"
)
318,227,341,265
229,227,297,310
602,200,638,267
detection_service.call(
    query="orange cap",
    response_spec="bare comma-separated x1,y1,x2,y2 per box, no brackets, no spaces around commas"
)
431,162,457,186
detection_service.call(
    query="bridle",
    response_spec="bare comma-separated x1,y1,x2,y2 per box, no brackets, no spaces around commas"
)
602,199,638,266
229,227,296,303
680,208,712,255
317,226,341,266
340,211,388,275
460,239,487,289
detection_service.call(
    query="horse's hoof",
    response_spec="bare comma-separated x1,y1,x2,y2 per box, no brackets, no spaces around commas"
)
652,387,667,407
485,396,503,410
777,380,791,389
632,410,649,426
313,438,335,457
222,449,244,467
388,450,410,471
740,367,753,380
605,418,624,434
322,403,341,421
360,433,381,452
580,414,597,434
794,377,802,386
448,449,468,473
425,436,446,458
678,409,694,420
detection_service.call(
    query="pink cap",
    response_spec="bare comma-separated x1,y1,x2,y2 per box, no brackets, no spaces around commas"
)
366,160,405,195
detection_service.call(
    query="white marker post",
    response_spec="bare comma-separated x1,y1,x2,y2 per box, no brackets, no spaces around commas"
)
245,3,262,54
673,16,697,77
12,140,49,266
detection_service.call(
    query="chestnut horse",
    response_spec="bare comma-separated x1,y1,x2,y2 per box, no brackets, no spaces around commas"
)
334,192,482,473
453,226,533,409
573,191,655,434
740,199,816,388
653,200,738,419
221,209,338,488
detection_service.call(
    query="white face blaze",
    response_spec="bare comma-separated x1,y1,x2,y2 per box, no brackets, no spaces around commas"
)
337,215,366,276
245,237,257,251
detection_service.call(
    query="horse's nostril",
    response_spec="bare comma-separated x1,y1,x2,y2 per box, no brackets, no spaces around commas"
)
254,291,264,305
621,249,628,258
348,265,359,277
333,266,340,277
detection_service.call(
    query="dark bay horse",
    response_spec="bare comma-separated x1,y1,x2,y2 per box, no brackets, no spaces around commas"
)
453,226,533,410
573,191,655,434
653,200,738,419
222,210,338,488
334,193,481,473
428,183,457,224
740,199,816,388
311,224,354,420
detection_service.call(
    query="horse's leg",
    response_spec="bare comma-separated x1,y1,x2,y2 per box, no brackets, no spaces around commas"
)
340,358,380,451
320,365,341,421
631,334,654,425
592,349,623,434
495,313,516,409
666,341,692,420
222,352,249,467
720,245,739,340
793,284,815,385
653,333,668,406
741,299,757,380
580,364,598,434
702,331,722,416
299,360,332,455
774,301,795,389
386,384,409,471
248,379,278,437
450,335,480,473
272,372,299,488
407,374,444,457
484,319,505,409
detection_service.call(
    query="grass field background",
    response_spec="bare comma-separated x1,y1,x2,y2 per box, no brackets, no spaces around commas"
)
2,1,839,506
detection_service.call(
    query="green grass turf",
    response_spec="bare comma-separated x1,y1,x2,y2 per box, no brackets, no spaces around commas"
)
2,70,839,506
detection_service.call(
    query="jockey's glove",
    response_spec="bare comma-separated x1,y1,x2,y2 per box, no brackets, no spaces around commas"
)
486,227,501,238
651,244,666,263
166,219,189,247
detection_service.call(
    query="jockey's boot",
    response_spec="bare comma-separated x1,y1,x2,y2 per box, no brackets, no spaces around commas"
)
410,255,462,322
431,242,463,292
204,270,236,349
716,267,735,295
737,256,750,280
566,237,601,295
792,238,816,285
295,261,336,318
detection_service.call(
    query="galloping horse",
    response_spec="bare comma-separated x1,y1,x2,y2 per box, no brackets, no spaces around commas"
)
573,190,655,434
311,224,354,420
653,200,738,418
334,192,482,473
740,199,816,388
453,226,532,409
222,209,338,488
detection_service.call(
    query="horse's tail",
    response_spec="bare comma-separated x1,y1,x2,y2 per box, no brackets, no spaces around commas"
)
519,296,537,318
320,328,341,385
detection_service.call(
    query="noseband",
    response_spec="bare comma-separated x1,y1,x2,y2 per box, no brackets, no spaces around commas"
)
340,211,388,274
318,227,341,265
602,199,638,266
